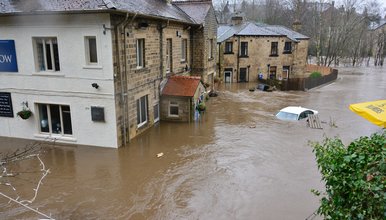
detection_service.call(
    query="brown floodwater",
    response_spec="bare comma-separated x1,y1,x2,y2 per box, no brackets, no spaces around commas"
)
0,66,385,220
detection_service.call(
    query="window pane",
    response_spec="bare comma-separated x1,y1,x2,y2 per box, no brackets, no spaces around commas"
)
154,104,159,121
53,42,60,71
140,96,147,123
62,105,72,135
137,99,140,125
88,37,98,63
50,105,61,134
39,104,49,133
170,106,178,115
181,39,186,60
45,42,53,70
37,42,45,71
137,39,144,67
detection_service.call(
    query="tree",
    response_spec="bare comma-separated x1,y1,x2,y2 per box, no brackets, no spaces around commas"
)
0,142,53,219
310,131,386,219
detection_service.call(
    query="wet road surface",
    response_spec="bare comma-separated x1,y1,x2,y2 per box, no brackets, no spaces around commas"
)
0,66,385,219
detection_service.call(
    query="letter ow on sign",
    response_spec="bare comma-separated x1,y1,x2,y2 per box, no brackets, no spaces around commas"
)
0,40,18,72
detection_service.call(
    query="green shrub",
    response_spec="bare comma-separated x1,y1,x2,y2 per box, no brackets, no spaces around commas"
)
310,131,386,219
310,71,322,78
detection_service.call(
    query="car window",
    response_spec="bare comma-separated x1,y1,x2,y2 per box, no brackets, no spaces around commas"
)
299,110,314,120
276,111,298,120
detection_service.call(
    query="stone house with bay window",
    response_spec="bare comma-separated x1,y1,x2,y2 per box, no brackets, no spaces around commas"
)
0,0,217,148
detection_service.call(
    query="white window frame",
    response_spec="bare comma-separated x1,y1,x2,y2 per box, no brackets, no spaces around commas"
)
181,38,187,62
240,42,248,56
168,101,179,117
136,39,145,68
37,103,72,136
154,103,160,123
166,38,172,73
33,37,60,72
85,36,99,65
137,95,148,127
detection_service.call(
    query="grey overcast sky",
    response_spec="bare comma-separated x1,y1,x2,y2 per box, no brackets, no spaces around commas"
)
212,0,386,17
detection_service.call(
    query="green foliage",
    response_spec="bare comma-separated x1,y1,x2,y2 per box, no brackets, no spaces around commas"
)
310,71,322,78
197,102,206,112
311,131,386,220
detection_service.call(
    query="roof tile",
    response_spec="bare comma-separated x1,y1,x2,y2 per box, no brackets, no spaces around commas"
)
162,75,202,97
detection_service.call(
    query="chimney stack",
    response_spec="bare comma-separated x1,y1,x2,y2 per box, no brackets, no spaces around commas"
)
292,20,302,32
231,16,243,25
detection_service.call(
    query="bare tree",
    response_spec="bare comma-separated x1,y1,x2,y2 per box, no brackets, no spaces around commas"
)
0,142,53,219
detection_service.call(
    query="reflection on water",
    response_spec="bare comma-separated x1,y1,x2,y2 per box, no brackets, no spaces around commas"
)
0,66,384,219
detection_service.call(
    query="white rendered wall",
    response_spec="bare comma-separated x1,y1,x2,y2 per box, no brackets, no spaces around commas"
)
0,13,118,148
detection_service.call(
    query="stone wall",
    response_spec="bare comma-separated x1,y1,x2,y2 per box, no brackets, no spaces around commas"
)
111,15,194,147
160,96,191,122
218,36,309,82
191,5,218,86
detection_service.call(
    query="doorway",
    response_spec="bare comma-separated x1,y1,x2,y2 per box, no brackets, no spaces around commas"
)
224,71,232,83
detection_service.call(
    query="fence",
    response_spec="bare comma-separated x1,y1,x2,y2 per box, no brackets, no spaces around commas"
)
264,69,338,91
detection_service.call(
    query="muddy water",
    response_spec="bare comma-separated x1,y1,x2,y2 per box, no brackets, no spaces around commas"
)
0,66,385,219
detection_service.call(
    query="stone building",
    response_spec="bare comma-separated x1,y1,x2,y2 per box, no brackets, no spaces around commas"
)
0,0,217,148
217,18,309,83
161,75,205,122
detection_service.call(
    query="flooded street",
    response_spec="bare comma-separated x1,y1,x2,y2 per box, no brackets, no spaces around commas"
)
1,66,385,219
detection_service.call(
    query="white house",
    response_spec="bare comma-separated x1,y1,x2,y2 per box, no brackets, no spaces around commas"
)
0,13,118,147
0,0,217,148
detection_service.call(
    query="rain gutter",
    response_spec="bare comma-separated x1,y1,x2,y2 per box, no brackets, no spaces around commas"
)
114,13,130,147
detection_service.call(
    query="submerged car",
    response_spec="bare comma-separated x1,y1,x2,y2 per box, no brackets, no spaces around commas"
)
276,106,318,121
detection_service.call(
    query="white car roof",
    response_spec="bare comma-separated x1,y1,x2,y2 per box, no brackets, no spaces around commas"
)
279,106,316,115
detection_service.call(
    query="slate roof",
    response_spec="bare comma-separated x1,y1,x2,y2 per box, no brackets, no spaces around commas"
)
370,19,386,31
162,75,202,97
217,22,309,43
173,1,212,24
0,0,196,24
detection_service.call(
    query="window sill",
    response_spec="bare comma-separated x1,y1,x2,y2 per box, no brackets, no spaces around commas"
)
269,54,279,57
32,72,65,77
34,133,77,142
168,115,179,118
239,55,249,58
283,51,292,54
224,52,234,54
180,60,187,64
137,121,148,129
83,65,103,69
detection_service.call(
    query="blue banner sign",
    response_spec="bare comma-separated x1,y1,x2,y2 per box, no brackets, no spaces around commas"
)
0,40,18,72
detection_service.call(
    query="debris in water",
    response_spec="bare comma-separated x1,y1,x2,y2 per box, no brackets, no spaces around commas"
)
156,152,164,158
249,125,256,128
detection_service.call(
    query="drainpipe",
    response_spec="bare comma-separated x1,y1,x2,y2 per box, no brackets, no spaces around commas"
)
158,21,168,80
122,13,138,144
237,36,240,82
114,13,129,147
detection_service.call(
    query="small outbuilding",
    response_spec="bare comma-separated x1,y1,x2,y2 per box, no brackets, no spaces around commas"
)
161,76,206,122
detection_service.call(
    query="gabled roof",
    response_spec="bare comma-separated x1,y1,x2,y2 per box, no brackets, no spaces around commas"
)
162,75,202,97
173,0,212,24
0,0,195,24
217,22,309,43
370,19,386,31
260,25,310,41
